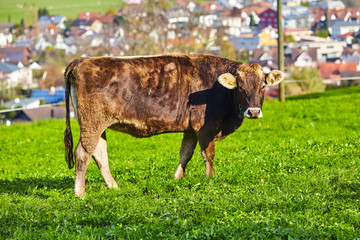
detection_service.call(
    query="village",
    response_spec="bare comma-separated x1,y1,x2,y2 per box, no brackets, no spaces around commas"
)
0,0,360,124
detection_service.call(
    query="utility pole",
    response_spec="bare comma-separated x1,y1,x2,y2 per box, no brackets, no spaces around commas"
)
24,3,29,28
277,0,285,101
32,4,40,40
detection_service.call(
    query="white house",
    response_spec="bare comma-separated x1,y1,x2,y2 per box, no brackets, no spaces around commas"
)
299,36,346,62
329,20,360,40
0,62,34,89
0,32,13,47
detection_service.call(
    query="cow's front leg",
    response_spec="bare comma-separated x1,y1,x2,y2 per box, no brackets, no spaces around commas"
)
200,140,215,177
175,132,198,179
198,126,217,178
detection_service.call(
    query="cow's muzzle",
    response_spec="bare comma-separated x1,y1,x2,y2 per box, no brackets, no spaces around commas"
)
244,107,263,119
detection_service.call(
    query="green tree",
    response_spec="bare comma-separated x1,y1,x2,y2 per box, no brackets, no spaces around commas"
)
286,67,325,95
316,29,329,38
284,34,296,43
38,8,49,17
219,40,236,60
250,14,256,27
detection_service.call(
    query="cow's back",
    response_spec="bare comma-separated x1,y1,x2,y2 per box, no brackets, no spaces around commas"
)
70,54,220,137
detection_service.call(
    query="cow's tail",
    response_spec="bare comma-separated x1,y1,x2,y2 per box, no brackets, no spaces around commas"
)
64,61,76,169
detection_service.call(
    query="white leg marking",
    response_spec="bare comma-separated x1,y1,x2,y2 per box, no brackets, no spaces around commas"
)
174,164,185,179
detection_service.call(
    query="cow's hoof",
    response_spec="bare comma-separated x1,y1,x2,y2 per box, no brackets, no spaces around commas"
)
74,192,87,198
174,165,184,179
107,182,119,190
206,171,216,178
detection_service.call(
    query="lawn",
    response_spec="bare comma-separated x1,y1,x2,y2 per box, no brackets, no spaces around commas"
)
0,86,359,239
0,0,124,24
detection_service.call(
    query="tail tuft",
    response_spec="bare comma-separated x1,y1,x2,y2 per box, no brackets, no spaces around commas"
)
64,125,74,169
64,63,75,169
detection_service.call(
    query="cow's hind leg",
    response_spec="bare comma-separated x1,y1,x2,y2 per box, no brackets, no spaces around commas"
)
174,132,198,179
74,128,103,197
92,131,119,190
74,140,92,197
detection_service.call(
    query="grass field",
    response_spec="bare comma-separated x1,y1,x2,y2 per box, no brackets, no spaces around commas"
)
1,86,360,239
0,0,124,24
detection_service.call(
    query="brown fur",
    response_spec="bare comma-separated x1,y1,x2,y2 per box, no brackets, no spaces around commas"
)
64,54,278,196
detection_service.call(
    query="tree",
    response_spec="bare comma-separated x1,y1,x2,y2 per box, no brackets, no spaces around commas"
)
219,40,236,60
286,67,325,95
105,8,117,17
249,14,256,27
284,34,296,43
316,29,329,38
38,8,49,17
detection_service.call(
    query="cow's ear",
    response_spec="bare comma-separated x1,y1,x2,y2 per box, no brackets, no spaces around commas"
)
265,70,284,86
218,73,237,89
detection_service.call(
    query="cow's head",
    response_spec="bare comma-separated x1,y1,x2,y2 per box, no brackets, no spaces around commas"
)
218,63,284,119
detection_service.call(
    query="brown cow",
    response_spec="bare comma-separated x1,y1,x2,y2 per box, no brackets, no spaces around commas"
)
64,54,284,197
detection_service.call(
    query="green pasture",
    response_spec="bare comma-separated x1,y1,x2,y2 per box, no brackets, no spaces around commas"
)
0,0,123,24
1,86,360,239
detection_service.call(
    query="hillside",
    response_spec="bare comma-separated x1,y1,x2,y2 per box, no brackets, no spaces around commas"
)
0,0,123,24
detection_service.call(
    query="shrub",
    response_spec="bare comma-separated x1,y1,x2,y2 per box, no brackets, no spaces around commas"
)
286,67,325,95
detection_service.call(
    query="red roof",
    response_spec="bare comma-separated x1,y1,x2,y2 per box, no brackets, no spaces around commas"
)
337,32,354,38
78,12,101,20
318,62,357,79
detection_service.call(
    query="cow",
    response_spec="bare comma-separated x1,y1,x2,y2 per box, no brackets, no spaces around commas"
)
64,54,284,197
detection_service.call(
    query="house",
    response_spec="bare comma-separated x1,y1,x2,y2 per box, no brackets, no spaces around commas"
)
329,8,360,22
0,32,13,47
283,0,301,7
318,62,357,80
0,46,31,65
299,36,346,62
337,32,355,45
341,46,360,71
3,97,41,109
0,23,14,46
250,46,279,69
38,15,67,30
258,8,278,29
198,1,223,27
314,0,345,10
167,5,190,30
12,106,67,123
329,20,360,41
35,35,53,51
220,7,260,37
78,12,101,21
71,19,103,34
284,28,313,41
0,23,14,32
229,26,277,51
287,47,318,68
283,6,313,29
0,62,33,88
229,33,260,51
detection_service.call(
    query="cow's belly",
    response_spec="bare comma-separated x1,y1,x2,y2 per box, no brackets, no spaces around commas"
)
108,115,187,137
